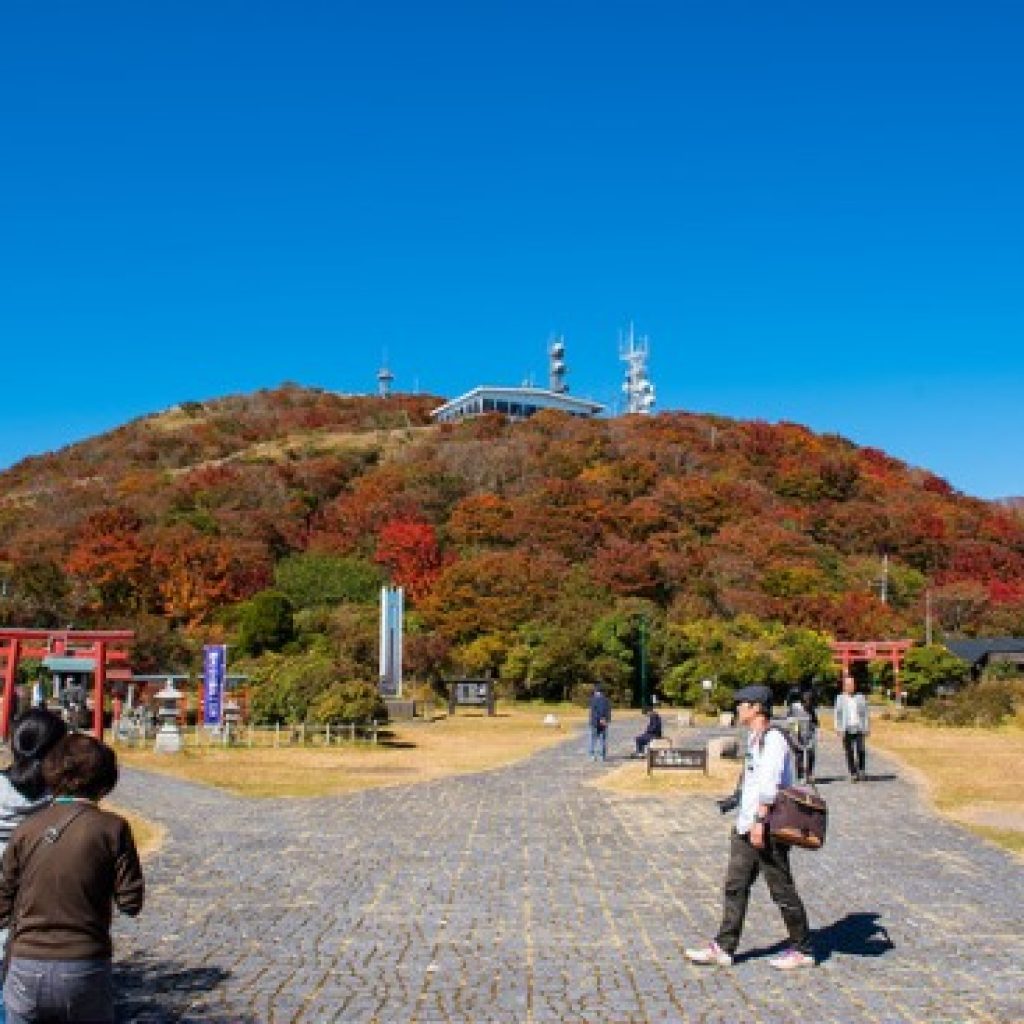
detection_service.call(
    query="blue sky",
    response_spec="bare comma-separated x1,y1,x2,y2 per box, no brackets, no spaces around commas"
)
1,2,1021,498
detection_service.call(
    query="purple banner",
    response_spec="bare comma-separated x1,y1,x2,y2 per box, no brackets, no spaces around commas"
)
202,644,226,727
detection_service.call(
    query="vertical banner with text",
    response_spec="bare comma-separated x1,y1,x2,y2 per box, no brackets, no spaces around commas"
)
202,644,227,727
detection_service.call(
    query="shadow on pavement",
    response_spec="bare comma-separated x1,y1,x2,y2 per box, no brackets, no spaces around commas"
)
735,912,895,967
813,911,896,962
116,955,256,1024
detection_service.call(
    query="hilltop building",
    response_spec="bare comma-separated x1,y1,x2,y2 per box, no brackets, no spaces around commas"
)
431,385,604,423
431,339,604,423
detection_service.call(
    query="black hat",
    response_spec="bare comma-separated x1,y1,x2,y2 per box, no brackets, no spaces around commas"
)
733,684,772,709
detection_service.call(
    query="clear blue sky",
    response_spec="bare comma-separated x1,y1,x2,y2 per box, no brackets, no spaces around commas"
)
2,2,1021,498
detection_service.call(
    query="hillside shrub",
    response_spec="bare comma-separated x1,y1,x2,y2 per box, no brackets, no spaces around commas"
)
922,678,1020,727
246,651,337,724
274,552,383,609
309,681,387,724
236,590,295,656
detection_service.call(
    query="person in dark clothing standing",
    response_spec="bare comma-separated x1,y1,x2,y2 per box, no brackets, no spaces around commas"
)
588,686,612,762
0,733,144,1024
685,684,813,970
635,706,663,757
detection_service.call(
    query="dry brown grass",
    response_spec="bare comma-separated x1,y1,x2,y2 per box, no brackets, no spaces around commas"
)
592,756,739,798
117,704,588,798
870,718,1024,856
105,803,166,860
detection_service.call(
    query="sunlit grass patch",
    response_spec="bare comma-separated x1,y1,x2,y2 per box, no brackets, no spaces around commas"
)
870,718,1024,858
117,703,588,798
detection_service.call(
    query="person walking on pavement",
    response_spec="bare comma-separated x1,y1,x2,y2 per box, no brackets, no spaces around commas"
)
0,733,145,1024
685,684,814,971
588,685,612,762
786,687,819,783
0,710,68,1024
834,674,870,782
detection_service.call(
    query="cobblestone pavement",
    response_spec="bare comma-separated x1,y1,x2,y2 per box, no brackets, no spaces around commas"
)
113,721,1024,1024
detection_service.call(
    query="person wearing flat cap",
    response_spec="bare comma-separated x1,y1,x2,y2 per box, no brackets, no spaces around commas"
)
685,684,814,971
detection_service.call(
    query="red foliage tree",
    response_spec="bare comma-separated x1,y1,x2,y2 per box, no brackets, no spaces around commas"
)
66,507,153,616
374,520,450,602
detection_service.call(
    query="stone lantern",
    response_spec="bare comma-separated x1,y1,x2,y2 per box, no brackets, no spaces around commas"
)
153,679,184,753
222,698,242,744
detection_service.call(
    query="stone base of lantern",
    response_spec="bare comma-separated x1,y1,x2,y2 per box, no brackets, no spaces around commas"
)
154,726,183,754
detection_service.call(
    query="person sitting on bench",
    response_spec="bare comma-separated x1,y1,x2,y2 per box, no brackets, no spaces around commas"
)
635,706,663,757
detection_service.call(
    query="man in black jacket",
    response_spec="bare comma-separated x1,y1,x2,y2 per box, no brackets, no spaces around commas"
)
588,686,612,761
635,706,663,757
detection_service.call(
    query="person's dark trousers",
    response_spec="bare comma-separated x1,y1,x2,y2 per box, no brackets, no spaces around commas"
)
795,749,816,781
636,732,654,756
714,830,812,956
842,731,866,777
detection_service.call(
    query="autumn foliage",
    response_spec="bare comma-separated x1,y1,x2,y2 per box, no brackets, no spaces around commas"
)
0,385,1021,691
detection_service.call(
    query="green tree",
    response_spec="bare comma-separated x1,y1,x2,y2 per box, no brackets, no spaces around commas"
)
274,552,383,609
309,681,387,724
236,591,296,656
660,616,834,709
900,645,971,703
245,650,338,723
457,633,511,678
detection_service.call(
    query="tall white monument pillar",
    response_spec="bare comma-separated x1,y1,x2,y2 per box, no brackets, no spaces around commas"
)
379,586,404,697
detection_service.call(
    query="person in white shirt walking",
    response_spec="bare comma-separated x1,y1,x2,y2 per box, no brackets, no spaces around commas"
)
685,684,813,971
834,674,870,782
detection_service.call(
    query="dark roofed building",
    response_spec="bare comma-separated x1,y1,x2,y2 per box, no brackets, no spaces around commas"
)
945,637,1024,678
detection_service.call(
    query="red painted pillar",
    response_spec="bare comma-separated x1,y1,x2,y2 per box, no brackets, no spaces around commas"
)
892,648,902,699
93,641,107,739
1,638,20,740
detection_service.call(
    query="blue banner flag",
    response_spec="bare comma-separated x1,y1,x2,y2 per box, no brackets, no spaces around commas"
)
202,644,226,726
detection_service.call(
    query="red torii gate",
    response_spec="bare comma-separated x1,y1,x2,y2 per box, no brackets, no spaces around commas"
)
0,628,135,740
830,639,914,697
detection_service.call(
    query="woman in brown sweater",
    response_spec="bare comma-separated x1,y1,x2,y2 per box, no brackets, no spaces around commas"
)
0,734,144,1024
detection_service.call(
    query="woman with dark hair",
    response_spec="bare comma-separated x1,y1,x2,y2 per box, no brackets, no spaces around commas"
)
0,734,144,1024
0,709,68,841
0,710,68,1024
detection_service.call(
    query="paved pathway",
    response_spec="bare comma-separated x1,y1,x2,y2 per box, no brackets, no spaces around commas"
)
113,721,1024,1023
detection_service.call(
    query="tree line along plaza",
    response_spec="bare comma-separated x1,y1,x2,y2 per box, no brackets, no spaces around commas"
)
5,617,1020,746
3,338,1023,748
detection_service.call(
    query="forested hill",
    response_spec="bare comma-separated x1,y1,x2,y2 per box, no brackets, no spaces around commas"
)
1,384,1022,675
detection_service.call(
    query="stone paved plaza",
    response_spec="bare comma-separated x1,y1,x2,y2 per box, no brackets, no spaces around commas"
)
112,721,1024,1024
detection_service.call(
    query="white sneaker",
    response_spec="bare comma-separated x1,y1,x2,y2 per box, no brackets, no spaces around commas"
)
769,948,814,970
684,941,733,967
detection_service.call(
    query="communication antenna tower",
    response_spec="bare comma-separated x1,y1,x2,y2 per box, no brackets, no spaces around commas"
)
377,357,394,399
548,336,568,394
620,323,656,415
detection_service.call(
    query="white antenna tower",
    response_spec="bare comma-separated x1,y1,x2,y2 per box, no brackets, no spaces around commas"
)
548,336,568,393
620,323,656,415
377,351,394,399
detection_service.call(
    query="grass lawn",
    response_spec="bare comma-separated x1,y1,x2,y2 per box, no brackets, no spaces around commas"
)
105,803,166,860
592,755,738,798
869,717,1024,857
116,702,588,798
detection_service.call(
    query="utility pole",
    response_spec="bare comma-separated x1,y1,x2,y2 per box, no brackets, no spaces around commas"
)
638,615,648,709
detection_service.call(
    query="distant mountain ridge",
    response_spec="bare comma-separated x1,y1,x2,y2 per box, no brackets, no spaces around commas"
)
1,384,1021,651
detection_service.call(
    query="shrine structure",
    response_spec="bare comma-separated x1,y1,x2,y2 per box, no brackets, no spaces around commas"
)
0,628,134,739
829,639,915,696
